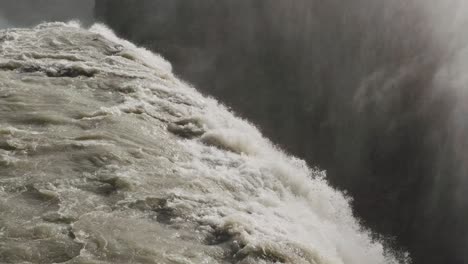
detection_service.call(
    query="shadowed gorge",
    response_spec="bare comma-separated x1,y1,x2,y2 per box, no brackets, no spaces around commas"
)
94,1,468,263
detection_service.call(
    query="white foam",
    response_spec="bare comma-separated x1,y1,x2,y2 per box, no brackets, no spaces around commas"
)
89,24,172,73
86,24,405,264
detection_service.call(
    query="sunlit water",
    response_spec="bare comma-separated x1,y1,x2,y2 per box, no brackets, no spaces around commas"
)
0,22,406,264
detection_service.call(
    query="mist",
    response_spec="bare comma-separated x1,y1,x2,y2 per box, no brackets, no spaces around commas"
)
94,1,468,263
0,0,94,28
0,15,11,29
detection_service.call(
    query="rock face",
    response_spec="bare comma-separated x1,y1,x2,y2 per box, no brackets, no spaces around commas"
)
0,23,402,264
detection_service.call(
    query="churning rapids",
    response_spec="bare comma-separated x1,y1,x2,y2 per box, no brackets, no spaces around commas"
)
0,22,404,264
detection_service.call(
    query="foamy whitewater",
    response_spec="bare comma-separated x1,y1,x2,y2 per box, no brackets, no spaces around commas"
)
0,22,405,264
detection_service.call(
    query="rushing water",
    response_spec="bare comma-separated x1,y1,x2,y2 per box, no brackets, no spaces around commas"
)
94,2,468,263
0,23,406,264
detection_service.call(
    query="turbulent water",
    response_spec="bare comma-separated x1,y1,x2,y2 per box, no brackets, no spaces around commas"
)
0,23,407,263
93,2,468,263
